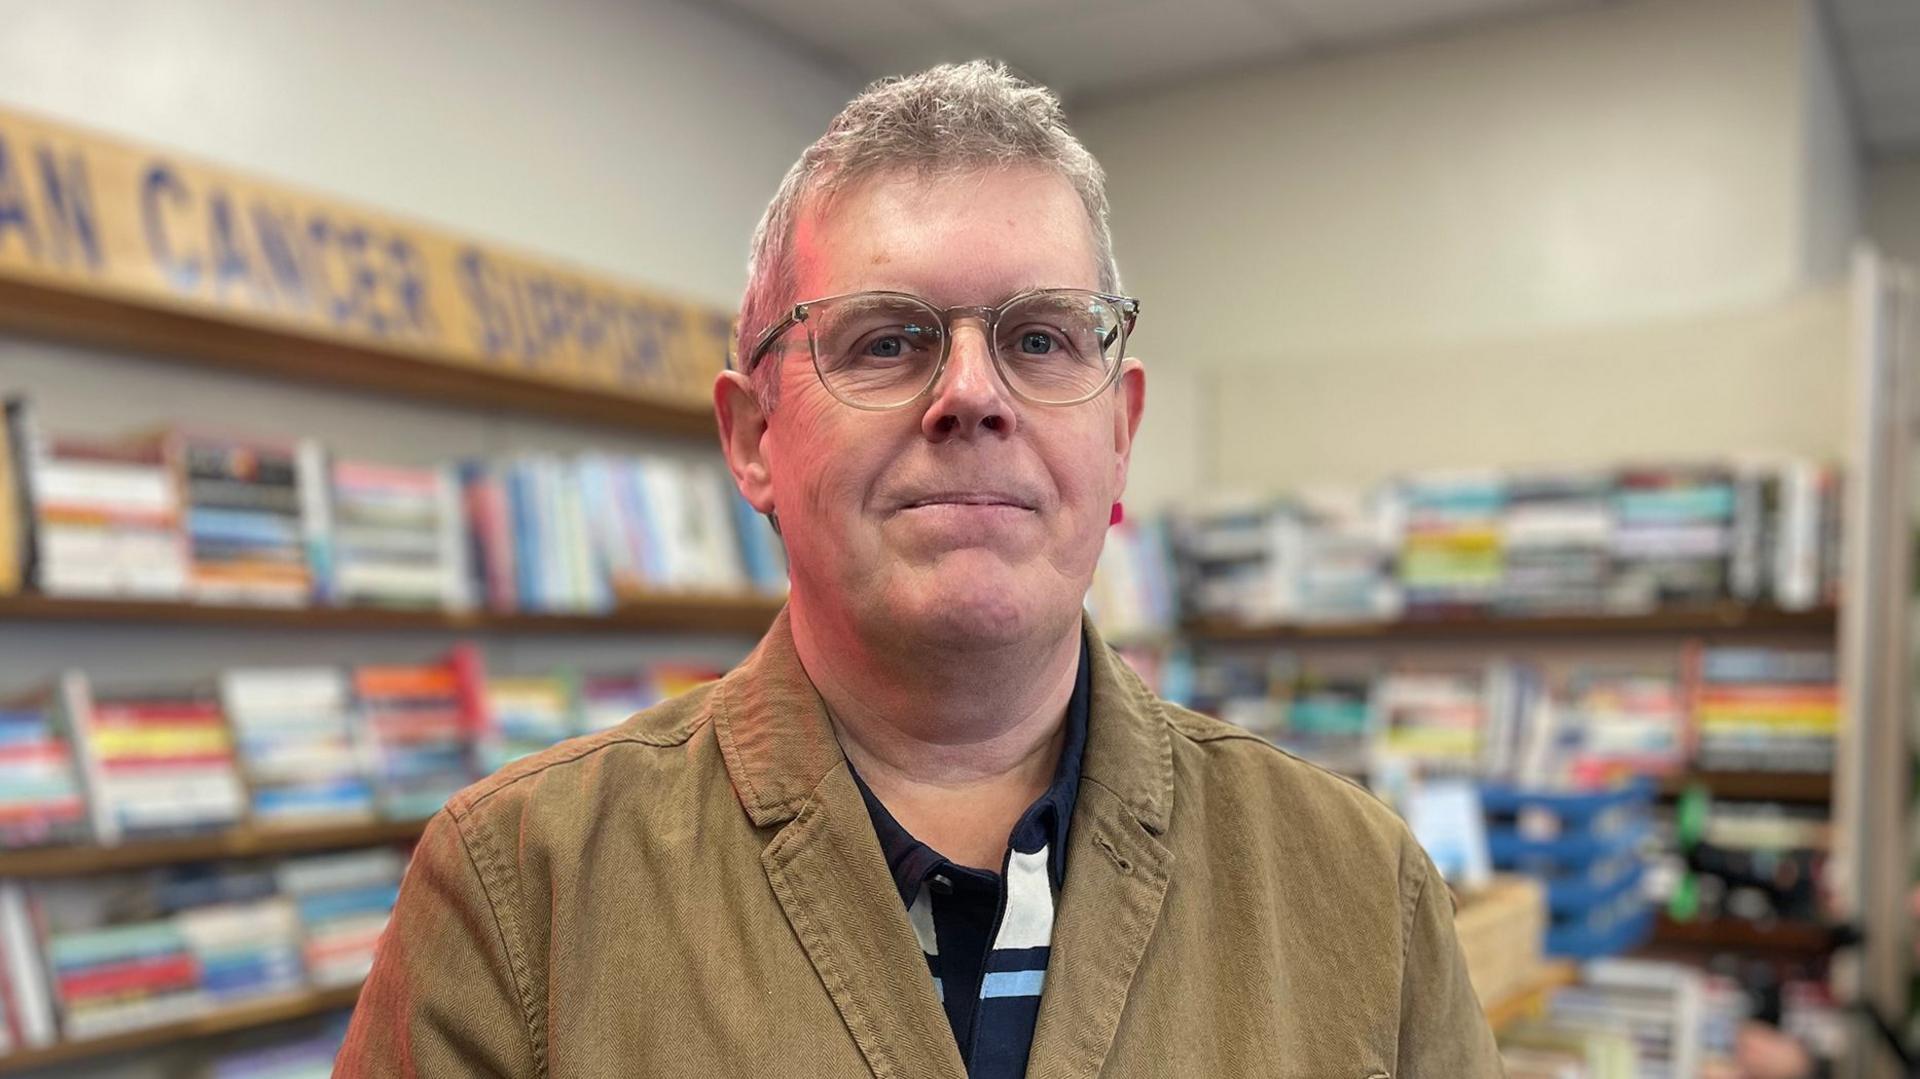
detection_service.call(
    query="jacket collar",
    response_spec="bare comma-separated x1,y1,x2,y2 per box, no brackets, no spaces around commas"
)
709,606,1173,837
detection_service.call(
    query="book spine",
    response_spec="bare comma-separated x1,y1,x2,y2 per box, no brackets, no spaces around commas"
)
58,670,117,846
436,464,472,612
5,397,41,592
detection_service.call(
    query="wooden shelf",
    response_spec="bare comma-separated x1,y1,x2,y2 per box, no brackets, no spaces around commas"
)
1485,963,1578,1034
1660,770,1832,805
0,590,785,635
0,819,428,878
1650,914,1834,956
0,983,361,1074
1185,604,1838,644
0,276,719,439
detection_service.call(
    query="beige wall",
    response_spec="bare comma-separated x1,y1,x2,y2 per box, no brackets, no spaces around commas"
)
1078,0,1858,502
1205,287,1850,491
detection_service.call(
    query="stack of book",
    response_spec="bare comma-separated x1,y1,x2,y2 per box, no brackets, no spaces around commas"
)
220,668,375,826
1377,667,1489,777
33,873,209,1039
580,672,660,735
7,400,188,599
1085,517,1179,641
1271,664,1376,777
0,684,91,849
475,670,578,773
68,675,248,843
1609,466,1735,611
178,433,318,607
353,649,482,820
1395,473,1505,617
462,454,785,614
1286,489,1400,622
1687,646,1838,773
1167,491,1290,618
1499,471,1614,615
323,459,467,610
1519,958,1707,1077
174,890,305,1006
1552,667,1689,785
277,847,405,988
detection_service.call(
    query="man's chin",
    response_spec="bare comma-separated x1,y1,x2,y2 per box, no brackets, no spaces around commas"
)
875,574,1055,652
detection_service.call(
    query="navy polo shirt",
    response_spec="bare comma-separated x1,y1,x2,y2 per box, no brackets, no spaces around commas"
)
849,635,1090,1078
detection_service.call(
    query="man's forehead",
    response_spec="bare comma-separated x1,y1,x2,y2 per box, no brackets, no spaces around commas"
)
790,167,1100,302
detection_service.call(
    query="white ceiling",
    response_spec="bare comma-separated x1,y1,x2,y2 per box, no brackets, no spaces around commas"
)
711,0,1594,104
716,0,1920,158
1827,0,1920,156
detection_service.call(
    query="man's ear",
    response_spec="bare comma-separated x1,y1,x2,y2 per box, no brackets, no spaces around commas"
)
1111,357,1146,495
715,370,776,513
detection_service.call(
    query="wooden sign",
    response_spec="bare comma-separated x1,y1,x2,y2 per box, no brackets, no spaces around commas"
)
0,105,732,409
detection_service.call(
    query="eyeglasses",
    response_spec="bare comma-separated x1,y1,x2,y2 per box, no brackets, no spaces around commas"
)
740,288,1140,410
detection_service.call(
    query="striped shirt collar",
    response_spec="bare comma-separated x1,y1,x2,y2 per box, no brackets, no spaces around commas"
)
850,633,1091,906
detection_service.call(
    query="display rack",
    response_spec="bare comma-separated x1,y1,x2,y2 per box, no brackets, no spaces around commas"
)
0,592,784,636
1184,603,1837,644
0,984,361,1075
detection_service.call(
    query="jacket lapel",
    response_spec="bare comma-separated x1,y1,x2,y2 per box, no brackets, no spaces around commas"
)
1026,626,1176,1079
713,610,965,1079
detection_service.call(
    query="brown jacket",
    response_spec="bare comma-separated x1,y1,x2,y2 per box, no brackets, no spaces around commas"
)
337,612,1503,1077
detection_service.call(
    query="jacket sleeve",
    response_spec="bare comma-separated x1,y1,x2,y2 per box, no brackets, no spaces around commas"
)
1395,846,1505,1078
335,809,539,1077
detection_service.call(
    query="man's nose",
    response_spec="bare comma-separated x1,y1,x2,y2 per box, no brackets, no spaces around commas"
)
921,320,1017,441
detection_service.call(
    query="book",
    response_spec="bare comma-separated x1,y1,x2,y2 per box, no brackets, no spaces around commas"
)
220,667,376,827
65,672,247,843
276,848,405,989
474,669,579,773
175,431,314,607
0,683,92,848
352,647,482,820
19,415,189,600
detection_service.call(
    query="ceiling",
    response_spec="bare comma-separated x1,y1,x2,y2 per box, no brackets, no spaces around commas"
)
714,0,1920,158
1827,0,1920,156
710,0,1595,104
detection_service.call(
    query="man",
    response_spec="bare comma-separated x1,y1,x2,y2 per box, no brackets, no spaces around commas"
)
339,62,1500,1077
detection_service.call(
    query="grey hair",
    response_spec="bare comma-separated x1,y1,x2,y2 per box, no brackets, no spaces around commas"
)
736,60,1122,411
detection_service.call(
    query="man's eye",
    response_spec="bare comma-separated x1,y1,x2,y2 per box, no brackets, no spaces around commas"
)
864,335,907,358
1018,330,1058,355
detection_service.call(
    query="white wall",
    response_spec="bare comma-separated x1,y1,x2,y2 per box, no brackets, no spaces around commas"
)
0,0,857,697
0,0,854,308
1076,0,1860,499
1868,155,1920,270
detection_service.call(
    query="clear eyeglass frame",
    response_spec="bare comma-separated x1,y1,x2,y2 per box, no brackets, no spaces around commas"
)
740,287,1141,411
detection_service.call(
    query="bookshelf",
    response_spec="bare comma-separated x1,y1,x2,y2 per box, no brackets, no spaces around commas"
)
0,820,428,878
0,275,720,439
1649,914,1834,957
0,591,785,636
1184,603,1838,644
1659,769,1831,805
0,983,361,1074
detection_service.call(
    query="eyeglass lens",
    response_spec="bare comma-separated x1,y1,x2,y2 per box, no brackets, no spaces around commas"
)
804,291,1124,408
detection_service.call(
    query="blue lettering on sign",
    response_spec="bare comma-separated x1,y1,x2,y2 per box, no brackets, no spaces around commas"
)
0,135,42,260
387,237,433,335
250,203,311,309
33,146,101,271
460,248,513,357
208,192,255,300
141,163,200,291
451,251,695,387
